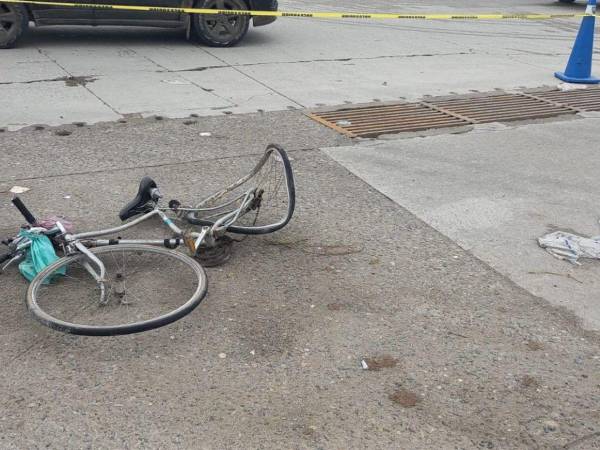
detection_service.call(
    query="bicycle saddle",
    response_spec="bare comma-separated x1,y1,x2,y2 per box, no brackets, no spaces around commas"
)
119,177,159,221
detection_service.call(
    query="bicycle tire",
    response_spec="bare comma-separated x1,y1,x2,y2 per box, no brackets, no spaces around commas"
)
186,144,296,235
27,244,208,336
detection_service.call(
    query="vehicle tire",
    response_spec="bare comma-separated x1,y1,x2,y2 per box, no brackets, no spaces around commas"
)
0,3,29,49
27,244,208,336
187,144,296,235
191,0,250,47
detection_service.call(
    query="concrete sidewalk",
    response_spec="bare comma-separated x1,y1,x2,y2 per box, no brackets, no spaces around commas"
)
326,115,600,331
1,1,595,130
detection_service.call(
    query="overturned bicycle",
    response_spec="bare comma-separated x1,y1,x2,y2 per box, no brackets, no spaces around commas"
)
0,144,295,336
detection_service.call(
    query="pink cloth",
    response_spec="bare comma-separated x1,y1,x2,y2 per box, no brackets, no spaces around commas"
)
35,216,74,233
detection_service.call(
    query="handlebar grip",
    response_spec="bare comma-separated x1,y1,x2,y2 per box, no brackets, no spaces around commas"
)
0,252,13,264
12,196,37,225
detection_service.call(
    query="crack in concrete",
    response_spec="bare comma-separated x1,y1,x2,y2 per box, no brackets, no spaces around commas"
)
158,51,473,74
36,48,122,117
0,75,97,86
130,47,236,107
505,48,566,57
197,45,305,109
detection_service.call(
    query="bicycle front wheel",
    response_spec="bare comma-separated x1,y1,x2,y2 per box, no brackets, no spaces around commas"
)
27,244,208,336
187,144,295,235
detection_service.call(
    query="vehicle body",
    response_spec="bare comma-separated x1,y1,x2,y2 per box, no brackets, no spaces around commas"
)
0,0,278,48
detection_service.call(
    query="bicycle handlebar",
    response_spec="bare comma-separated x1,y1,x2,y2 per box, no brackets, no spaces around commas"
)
0,252,13,264
12,197,37,225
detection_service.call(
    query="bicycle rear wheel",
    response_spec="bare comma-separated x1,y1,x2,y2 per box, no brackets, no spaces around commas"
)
27,244,207,336
187,144,295,235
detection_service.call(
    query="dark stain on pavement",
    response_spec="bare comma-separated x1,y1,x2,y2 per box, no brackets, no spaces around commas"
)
63,76,97,87
364,355,398,371
389,389,421,408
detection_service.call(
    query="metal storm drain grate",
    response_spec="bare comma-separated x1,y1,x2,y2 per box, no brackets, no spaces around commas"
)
532,87,600,111
426,94,576,124
308,103,470,138
309,88,600,138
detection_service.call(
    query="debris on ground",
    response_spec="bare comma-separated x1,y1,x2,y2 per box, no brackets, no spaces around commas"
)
520,374,540,389
9,186,30,194
389,389,421,408
527,271,583,284
526,340,544,351
542,420,559,433
538,227,600,264
557,82,588,91
161,79,191,85
362,355,399,371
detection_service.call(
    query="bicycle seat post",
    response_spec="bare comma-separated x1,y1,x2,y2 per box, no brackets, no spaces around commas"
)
150,187,162,202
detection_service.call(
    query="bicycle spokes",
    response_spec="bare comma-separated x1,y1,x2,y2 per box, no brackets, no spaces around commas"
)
30,246,206,333
188,145,295,235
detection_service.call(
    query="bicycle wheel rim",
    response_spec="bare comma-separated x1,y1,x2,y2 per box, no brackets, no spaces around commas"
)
27,244,208,336
187,144,296,235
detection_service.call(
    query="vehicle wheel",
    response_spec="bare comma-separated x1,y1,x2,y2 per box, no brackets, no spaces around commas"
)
27,244,208,336
0,3,28,49
191,0,250,47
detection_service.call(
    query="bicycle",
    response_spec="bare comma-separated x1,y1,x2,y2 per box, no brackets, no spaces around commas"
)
0,144,295,336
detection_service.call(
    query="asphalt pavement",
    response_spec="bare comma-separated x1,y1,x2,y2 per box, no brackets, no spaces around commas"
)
1,0,600,448
1,112,599,449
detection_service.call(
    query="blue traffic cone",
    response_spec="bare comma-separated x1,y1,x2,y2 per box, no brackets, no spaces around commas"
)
555,0,599,84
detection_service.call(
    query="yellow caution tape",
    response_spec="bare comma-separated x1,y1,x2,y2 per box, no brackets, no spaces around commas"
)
3,0,597,20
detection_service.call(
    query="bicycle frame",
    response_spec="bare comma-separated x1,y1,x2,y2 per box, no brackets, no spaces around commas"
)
49,207,208,304
3,145,291,286
3,183,257,270
166,186,258,231
72,207,203,247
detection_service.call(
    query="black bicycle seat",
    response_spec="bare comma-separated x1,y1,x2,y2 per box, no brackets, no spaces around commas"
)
119,177,158,221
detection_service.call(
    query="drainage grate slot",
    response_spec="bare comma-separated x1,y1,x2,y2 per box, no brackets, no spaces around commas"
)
532,87,600,111
427,94,576,123
309,103,469,138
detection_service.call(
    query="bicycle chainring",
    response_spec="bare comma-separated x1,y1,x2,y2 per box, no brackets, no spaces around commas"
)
194,235,233,267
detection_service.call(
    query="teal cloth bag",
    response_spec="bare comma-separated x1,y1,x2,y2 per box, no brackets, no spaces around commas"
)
18,229,65,283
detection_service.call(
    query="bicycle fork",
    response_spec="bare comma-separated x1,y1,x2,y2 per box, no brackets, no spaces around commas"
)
74,241,109,305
